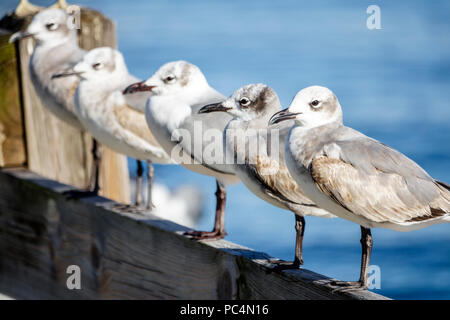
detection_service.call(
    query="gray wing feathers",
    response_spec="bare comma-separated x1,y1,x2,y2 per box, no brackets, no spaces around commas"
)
175,88,234,174
244,121,318,207
312,129,450,223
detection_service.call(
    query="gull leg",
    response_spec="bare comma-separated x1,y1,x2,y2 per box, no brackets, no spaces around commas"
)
185,179,227,241
146,160,155,210
212,180,227,236
135,160,143,206
64,138,102,199
90,139,101,194
271,215,305,270
106,159,143,213
331,226,372,292
115,160,153,214
359,226,373,287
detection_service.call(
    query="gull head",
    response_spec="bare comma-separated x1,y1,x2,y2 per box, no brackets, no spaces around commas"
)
123,61,208,101
53,47,128,84
9,8,76,46
269,86,342,128
199,83,280,122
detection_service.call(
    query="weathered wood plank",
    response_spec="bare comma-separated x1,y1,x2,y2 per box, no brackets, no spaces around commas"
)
78,8,117,50
0,32,26,167
0,168,389,300
0,8,130,204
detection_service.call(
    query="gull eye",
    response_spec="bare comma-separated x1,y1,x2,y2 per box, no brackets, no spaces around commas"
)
164,74,176,83
92,62,103,70
310,100,320,108
45,23,58,31
239,97,251,107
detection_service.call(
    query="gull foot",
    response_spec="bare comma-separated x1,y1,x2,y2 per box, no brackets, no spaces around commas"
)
269,259,302,271
145,202,155,212
184,230,227,241
111,203,151,215
330,280,367,293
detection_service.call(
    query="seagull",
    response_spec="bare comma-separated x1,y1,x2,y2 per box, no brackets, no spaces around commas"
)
9,8,84,130
53,47,172,209
270,85,450,288
123,61,239,240
198,84,334,268
8,8,104,195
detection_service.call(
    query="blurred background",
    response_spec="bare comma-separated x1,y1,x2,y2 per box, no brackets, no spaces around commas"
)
1,0,449,299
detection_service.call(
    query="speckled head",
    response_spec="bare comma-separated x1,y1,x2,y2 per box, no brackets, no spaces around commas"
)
72,47,128,83
142,61,209,97
23,8,76,47
199,84,281,122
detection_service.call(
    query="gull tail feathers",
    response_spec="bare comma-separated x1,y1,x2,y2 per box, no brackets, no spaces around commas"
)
436,180,450,192
435,180,450,216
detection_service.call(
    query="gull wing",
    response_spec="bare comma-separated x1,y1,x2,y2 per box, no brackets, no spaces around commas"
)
245,121,317,206
310,134,450,223
252,153,317,207
114,103,159,146
113,101,170,162
173,88,235,175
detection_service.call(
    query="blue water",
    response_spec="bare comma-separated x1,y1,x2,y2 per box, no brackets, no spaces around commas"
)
2,0,450,299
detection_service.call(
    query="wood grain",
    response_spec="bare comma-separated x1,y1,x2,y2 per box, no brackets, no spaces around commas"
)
0,168,389,300
0,33,26,167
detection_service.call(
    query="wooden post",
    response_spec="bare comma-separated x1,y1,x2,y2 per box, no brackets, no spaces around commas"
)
0,6,130,204
0,31,27,168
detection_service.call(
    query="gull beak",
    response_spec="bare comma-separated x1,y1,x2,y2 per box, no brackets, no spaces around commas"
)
268,109,301,125
51,69,84,79
9,31,34,43
122,81,156,95
198,102,231,114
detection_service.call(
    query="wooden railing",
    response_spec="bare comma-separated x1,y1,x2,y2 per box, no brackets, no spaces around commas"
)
0,168,387,300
